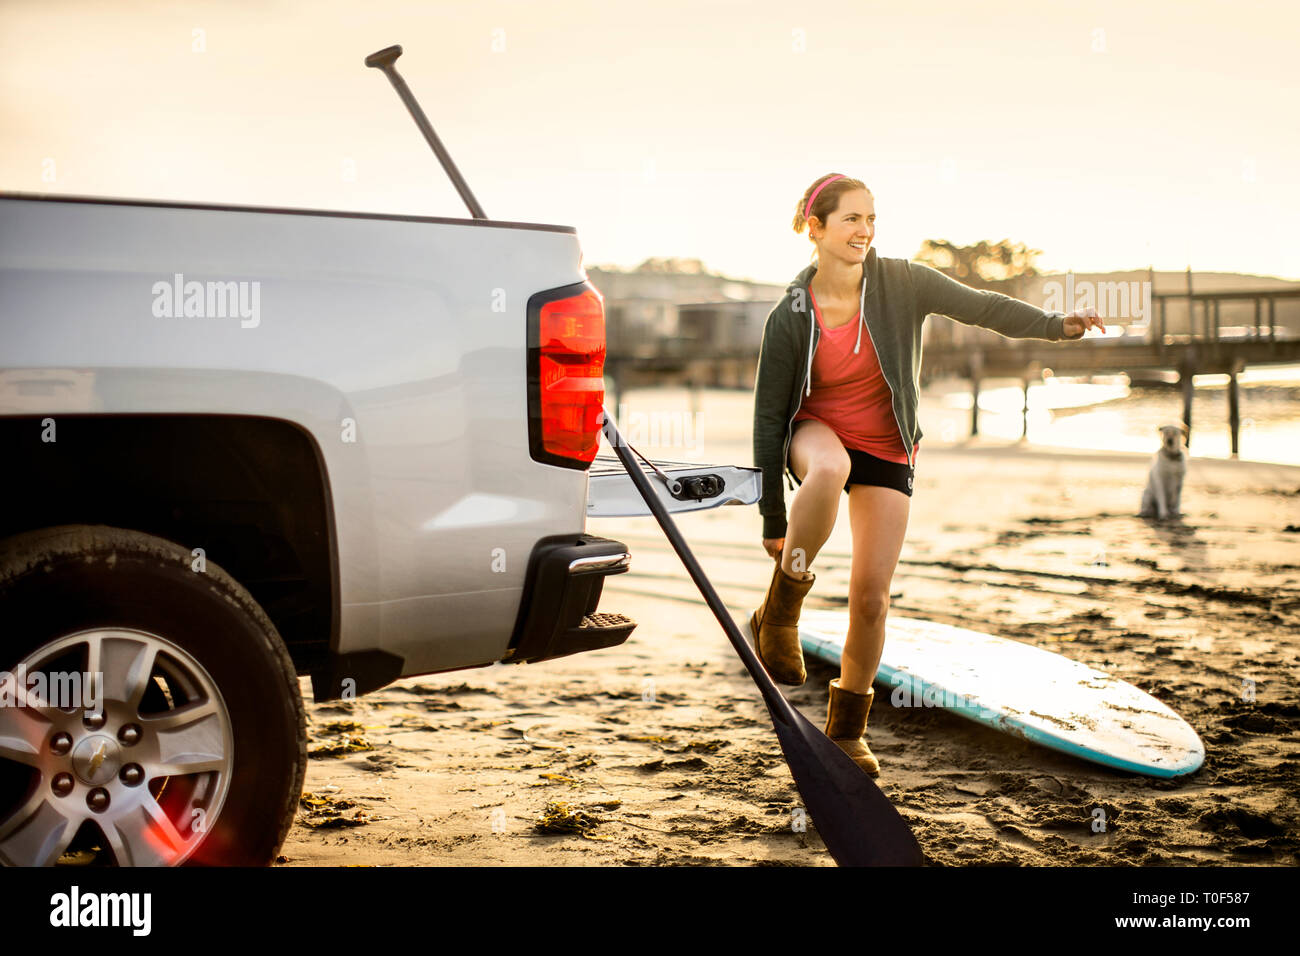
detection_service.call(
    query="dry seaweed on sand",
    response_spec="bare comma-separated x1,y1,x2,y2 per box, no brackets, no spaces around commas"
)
317,719,368,734
308,734,375,758
298,790,370,829
534,800,601,834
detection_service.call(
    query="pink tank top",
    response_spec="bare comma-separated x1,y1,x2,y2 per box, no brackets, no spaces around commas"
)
792,290,918,465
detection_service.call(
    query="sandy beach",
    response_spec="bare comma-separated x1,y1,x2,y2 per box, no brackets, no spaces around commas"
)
278,387,1300,867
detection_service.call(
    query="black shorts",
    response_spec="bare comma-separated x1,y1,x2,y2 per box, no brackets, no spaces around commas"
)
790,445,915,497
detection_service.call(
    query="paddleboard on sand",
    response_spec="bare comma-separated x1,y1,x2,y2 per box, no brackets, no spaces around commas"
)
793,610,1205,778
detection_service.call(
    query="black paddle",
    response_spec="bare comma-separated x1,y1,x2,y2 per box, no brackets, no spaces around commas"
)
365,45,488,220
600,407,924,866
359,43,921,864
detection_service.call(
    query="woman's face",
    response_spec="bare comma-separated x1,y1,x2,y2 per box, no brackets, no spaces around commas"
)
812,189,875,266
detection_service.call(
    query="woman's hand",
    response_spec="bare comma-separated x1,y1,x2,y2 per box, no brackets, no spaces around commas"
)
1062,307,1105,339
762,537,784,561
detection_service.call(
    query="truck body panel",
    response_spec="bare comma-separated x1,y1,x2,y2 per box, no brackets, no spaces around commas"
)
0,195,588,675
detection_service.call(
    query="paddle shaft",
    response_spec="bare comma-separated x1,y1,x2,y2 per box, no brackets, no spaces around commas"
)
599,408,795,722
364,45,488,220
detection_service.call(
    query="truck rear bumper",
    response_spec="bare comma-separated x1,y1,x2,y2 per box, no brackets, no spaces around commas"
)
504,533,637,664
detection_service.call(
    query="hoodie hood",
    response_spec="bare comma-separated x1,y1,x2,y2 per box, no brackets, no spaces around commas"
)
786,247,881,396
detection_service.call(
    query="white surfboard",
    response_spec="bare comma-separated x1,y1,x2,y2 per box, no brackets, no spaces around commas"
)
791,610,1205,778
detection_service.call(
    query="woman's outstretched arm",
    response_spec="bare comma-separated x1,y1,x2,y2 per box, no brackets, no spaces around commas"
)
908,260,1069,341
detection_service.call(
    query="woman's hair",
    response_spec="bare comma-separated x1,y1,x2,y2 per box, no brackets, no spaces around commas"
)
792,174,871,247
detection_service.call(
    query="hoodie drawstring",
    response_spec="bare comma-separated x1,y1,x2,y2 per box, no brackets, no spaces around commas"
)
852,275,865,354
804,269,868,391
805,304,813,396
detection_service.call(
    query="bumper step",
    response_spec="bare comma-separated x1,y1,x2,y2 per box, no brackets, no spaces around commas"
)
506,534,638,664
557,611,637,656
578,611,635,632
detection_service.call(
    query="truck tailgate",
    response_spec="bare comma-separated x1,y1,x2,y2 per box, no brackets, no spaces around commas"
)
586,453,760,517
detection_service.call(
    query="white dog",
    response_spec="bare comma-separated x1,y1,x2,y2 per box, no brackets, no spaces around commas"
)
1139,423,1189,520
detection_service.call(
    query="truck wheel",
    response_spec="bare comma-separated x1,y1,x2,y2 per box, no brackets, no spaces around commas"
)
0,525,307,866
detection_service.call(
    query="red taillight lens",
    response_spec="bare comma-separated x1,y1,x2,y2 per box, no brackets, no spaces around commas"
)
529,282,606,467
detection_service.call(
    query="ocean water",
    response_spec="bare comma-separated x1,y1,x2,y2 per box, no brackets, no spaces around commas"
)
923,364,1300,465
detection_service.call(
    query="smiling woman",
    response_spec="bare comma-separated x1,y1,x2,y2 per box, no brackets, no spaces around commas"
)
791,174,874,265
750,170,1098,777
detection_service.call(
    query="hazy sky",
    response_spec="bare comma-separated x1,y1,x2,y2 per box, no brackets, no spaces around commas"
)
3,0,1296,284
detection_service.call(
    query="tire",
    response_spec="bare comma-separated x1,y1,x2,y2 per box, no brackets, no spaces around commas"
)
0,525,307,866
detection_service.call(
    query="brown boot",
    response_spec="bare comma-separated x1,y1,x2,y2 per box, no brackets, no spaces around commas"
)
824,678,880,776
749,553,813,685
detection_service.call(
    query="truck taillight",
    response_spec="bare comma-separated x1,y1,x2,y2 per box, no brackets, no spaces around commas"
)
527,280,606,468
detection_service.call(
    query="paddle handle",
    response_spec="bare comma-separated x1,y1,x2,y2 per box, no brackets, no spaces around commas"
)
364,44,488,220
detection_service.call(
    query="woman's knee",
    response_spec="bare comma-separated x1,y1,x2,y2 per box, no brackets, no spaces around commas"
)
791,422,850,481
805,448,851,486
849,588,890,621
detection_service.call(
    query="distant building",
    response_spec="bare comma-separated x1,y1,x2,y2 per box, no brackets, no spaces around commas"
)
585,258,787,358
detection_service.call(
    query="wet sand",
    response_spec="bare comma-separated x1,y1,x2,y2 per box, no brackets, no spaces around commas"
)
278,389,1300,866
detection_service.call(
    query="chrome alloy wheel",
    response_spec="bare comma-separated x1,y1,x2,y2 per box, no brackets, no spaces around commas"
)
0,628,234,866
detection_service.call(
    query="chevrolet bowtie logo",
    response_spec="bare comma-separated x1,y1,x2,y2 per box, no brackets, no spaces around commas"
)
87,741,108,777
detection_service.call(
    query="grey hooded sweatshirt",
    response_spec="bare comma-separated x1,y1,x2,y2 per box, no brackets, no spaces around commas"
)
752,246,1070,539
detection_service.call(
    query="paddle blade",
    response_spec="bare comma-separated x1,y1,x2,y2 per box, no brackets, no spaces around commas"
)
767,692,925,866
736,615,924,865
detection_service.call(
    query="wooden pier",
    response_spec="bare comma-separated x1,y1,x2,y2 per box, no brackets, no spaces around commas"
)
919,289,1300,455
604,288,1299,458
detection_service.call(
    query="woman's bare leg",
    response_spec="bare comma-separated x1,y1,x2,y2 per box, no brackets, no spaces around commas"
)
840,483,911,694
783,420,851,579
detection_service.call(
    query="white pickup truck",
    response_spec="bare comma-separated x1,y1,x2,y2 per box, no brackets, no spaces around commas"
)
0,49,759,868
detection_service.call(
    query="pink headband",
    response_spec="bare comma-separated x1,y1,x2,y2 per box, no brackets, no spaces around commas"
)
804,174,845,221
